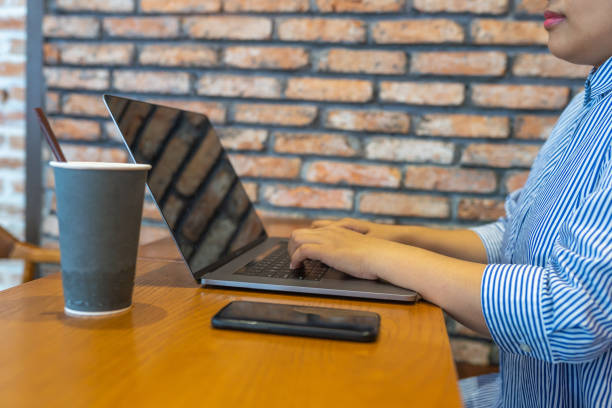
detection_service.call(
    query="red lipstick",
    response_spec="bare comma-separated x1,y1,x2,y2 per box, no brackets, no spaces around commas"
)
543,10,566,30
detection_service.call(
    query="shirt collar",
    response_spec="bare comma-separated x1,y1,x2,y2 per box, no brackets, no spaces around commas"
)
584,55,612,107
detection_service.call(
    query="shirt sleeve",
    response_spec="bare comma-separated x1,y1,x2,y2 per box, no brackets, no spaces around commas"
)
471,189,522,264
482,182,612,363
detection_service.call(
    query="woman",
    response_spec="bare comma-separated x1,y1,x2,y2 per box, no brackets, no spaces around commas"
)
288,1,612,406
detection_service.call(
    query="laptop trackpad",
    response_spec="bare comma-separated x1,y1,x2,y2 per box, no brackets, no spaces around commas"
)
323,267,357,280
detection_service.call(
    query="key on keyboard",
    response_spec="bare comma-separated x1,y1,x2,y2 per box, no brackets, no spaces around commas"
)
234,244,328,281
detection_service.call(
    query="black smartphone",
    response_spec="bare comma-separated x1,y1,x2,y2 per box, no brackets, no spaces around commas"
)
211,301,380,342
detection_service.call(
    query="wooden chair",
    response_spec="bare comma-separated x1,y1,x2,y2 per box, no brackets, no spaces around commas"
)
0,226,61,283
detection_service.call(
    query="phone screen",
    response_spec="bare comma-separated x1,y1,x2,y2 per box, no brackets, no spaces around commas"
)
212,301,380,341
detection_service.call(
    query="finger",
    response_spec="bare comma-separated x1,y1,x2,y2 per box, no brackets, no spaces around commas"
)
334,218,369,234
288,228,322,257
290,243,325,269
311,220,333,228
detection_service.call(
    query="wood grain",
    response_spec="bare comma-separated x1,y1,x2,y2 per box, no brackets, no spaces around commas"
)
0,221,461,407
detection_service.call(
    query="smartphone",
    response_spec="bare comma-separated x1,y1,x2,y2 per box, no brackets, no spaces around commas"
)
211,301,380,342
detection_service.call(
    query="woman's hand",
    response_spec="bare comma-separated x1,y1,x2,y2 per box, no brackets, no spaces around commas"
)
311,218,405,243
288,225,400,280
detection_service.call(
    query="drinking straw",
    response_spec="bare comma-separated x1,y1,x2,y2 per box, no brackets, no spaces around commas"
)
34,107,66,162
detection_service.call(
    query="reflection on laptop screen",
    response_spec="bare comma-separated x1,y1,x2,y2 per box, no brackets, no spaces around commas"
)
104,95,267,278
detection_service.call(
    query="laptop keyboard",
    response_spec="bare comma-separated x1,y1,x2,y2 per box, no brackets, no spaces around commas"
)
234,243,328,281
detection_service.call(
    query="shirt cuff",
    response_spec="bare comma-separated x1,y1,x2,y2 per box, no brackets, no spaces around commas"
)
481,263,553,362
470,222,505,264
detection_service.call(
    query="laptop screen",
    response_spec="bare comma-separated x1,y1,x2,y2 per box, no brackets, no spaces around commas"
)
104,95,267,279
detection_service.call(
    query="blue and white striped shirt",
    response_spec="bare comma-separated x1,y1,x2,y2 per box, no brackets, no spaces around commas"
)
472,56,612,408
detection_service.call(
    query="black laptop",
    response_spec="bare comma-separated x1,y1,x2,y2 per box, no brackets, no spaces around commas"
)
104,95,418,302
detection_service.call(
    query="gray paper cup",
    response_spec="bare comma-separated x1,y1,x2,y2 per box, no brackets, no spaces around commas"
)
51,161,151,317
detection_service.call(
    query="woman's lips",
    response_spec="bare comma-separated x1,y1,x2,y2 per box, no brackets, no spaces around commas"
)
543,10,566,29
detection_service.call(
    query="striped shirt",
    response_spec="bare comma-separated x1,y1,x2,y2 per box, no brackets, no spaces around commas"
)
472,56,612,408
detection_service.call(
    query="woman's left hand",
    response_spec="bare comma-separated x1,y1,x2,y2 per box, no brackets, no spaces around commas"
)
288,225,399,280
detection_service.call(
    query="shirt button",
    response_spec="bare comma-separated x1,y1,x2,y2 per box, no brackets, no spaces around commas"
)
520,343,531,353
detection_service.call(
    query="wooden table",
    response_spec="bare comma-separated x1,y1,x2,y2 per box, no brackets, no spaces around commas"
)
0,219,461,407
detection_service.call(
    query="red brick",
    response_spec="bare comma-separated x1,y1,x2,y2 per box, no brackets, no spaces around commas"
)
146,99,226,123
458,198,505,221
461,144,540,168
416,114,509,138
46,92,60,114
0,157,24,169
404,166,496,193
228,155,301,179
472,84,569,110
59,43,134,65
217,128,268,151
274,132,359,156
113,71,190,94
103,17,179,38
7,87,24,102
360,193,449,218
43,16,100,38
512,53,591,78
141,0,220,12
242,182,258,202
11,179,24,194
278,18,366,43
514,115,557,140
306,161,400,187
505,171,530,192
56,0,134,12
224,0,309,12
0,62,23,76
197,74,281,98
372,19,464,44
6,87,24,102
365,137,454,164
224,46,309,70
318,49,406,74
263,185,352,210
140,44,217,67
286,77,372,102
43,43,60,64
413,0,508,14
0,111,24,122
44,68,109,90
104,121,122,142
0,16,24,30
184,16,272,40
61,145,128,163
471,19,547,45
325,109,410,133
51,118,101,141
380,81,465,106
8,135,23,150
62,93,108,117
411,51,506,76
316,0,405,12
235,104,317,126
516,0,546,14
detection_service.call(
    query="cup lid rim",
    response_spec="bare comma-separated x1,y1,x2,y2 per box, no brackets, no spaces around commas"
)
50,161,151,171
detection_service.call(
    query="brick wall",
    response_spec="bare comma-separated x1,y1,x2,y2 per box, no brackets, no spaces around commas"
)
40,0,590,367
0,0,26,290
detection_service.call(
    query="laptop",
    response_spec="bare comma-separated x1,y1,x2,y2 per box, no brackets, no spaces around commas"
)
104,95,418,302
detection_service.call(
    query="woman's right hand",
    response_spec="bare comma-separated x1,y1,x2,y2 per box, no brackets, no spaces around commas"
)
310,218,406,243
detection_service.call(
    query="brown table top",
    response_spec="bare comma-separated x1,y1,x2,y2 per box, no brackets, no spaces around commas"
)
0,219,461,407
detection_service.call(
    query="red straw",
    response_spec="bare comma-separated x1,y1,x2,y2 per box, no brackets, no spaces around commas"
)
35,107,66,162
